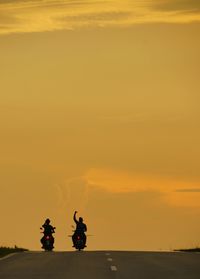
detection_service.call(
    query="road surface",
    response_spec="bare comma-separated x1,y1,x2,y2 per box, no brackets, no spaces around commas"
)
0,251,200,279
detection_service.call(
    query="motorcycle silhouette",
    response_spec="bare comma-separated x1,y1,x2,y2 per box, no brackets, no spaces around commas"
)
40,227,55,251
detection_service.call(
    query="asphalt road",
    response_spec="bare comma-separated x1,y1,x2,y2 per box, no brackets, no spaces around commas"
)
0,251,200,279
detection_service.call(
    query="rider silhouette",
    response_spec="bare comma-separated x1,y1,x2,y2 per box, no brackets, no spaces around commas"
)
72,211,87,247
40,218,55,248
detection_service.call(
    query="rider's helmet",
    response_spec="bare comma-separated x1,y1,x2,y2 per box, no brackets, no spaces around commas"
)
45,218,50,224
79,217,83,223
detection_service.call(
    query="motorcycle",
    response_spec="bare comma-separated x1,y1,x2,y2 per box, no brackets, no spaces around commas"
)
73,233,86,251
40,227,55,251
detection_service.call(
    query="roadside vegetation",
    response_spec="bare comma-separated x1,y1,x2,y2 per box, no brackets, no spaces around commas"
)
175,247,200,252
0,246,28,258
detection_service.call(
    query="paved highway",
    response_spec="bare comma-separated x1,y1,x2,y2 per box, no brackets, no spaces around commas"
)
0,251,199,279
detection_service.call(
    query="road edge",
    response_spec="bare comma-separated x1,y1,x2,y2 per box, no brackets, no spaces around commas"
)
0,252,17,261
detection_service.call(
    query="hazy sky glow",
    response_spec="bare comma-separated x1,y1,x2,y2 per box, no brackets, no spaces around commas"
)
0,0,200,35
0,1,200,251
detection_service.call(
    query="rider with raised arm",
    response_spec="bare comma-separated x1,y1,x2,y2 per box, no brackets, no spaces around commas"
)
72,211,87,247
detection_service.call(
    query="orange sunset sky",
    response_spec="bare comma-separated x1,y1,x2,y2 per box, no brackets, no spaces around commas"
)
0,0,200,251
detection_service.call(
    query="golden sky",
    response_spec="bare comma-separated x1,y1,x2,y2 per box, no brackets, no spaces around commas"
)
0,0,200,34
0,0,200,251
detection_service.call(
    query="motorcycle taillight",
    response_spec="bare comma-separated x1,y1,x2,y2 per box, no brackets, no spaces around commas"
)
46,236,50,240
77,236,80,240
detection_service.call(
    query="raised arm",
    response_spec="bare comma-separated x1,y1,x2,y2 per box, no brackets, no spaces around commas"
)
73,211,78,224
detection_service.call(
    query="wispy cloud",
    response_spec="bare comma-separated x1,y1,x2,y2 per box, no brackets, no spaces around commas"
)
153,0,200,13
175,188,200,192
0,0,200,35
84,168,200,208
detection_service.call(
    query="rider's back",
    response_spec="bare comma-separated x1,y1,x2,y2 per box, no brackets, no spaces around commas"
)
76,222,87,234
43,224,53,235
